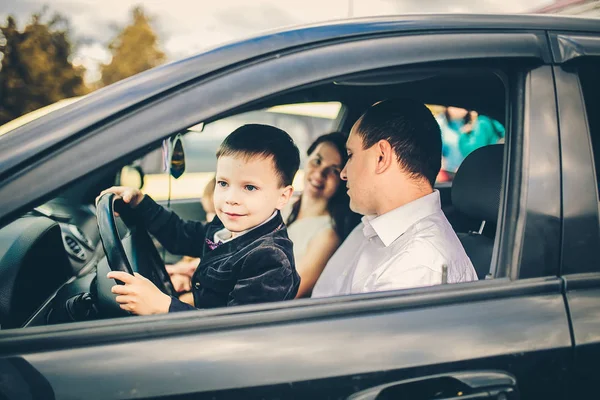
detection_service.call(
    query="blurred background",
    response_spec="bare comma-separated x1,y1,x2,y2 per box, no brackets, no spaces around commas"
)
1,0,599,127
1,0,599,200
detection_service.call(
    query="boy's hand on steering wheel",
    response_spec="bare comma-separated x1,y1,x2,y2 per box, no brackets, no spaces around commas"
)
96,186,145,209
108,271,171,315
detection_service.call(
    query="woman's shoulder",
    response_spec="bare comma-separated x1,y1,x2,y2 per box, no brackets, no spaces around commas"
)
288,213,333,237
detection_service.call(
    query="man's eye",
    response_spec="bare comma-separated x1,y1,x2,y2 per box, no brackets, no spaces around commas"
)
245,185,257,191
347,153,352,160
217,181,228,187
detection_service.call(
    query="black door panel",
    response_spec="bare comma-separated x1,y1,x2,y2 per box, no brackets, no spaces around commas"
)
554,40,600,400
8,280,569,399
563,274,600,399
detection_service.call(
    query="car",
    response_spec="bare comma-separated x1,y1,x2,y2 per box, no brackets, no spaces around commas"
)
0,13,599,400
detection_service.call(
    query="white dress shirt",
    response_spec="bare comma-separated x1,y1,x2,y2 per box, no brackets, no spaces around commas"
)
311,190,477,297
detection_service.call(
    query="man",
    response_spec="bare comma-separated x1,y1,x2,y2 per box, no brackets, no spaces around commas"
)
311,99,477,298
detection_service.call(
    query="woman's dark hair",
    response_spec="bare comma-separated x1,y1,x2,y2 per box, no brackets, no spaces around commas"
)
287,132,361,240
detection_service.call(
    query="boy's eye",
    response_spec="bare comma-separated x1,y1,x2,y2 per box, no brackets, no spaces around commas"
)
217,181,228,187
245,185,258,192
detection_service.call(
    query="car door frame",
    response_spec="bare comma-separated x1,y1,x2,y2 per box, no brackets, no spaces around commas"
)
551,31,600,399
0,28,572,399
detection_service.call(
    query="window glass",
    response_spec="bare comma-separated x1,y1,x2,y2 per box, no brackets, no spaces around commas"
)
138,102,342,200
429,105,505,183
579,60,600,192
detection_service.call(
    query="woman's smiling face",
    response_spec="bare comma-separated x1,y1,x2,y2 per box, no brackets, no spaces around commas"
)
303,142,343,202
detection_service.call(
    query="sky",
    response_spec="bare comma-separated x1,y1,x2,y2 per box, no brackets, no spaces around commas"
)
0,0,553,83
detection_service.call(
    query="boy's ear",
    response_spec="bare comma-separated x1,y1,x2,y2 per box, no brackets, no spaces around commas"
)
276,185,294,210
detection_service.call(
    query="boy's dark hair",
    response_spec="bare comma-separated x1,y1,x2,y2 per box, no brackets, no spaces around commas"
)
355,99,442,187
216,124,300,187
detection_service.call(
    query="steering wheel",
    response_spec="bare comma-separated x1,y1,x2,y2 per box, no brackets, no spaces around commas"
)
95,193,175,314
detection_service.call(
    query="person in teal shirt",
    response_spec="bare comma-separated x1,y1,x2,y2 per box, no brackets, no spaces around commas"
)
458,113,505,157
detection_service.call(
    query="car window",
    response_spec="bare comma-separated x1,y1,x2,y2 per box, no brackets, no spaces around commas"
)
134,102,343,201
579,59,600,193
430,105,505,183
0,64,513,333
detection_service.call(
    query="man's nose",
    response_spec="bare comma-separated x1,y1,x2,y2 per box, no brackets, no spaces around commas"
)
340,164,348,181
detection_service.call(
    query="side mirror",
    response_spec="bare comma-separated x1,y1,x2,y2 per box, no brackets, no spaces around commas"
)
118,165,145,189
170,136,186,179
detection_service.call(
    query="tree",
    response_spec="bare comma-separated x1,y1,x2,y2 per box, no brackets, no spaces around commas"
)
0,11,88,125
100,6,165,86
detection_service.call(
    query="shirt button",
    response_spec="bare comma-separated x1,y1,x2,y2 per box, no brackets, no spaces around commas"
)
194,282,201,289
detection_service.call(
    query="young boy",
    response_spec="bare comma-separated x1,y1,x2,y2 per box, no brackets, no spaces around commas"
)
100,124,301,314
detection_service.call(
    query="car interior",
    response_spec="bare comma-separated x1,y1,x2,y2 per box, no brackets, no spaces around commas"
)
0,64,507,330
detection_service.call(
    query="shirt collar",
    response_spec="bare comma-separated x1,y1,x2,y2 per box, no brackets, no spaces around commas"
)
362,190,441,247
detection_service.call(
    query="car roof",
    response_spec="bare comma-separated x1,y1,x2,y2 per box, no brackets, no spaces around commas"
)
1,13,598,178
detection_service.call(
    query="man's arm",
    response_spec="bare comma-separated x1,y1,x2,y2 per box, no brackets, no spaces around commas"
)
228,246,299,306
133,195,206,257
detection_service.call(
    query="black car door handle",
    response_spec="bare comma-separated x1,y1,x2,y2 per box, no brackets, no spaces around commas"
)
347,370,517,400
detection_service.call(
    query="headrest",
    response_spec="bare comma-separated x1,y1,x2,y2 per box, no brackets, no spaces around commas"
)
451,144,504,223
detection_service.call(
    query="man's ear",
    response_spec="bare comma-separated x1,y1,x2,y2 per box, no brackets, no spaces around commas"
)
276,185,294,210
375,140,394,174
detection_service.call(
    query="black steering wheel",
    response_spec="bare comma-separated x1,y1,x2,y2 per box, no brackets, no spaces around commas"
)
95,193,175,305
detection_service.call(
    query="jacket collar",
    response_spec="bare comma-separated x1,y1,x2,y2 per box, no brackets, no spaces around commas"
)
203,210,285,259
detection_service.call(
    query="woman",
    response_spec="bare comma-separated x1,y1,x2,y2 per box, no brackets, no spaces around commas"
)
284,132,360,298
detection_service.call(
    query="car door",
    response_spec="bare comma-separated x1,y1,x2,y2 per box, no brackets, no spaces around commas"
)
0,24,572,399
552,32,600,399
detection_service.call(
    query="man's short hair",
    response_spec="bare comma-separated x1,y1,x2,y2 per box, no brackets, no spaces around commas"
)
217,124,300,187
355,99,442,187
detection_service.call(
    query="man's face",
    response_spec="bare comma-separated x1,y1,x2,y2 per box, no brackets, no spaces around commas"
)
340,127,379,216
213,154,291,235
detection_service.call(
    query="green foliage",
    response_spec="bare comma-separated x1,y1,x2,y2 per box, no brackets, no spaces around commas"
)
0,10,88,125
100,6,166,86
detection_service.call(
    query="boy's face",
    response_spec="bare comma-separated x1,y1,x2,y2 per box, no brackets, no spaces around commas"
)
213,154,293,235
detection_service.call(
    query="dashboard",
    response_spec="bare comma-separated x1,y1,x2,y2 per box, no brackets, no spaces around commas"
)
0,198,104,329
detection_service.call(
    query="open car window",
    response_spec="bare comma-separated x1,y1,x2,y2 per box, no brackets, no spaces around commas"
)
431,105,505,183
131,102,343,201
0,64,511,332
